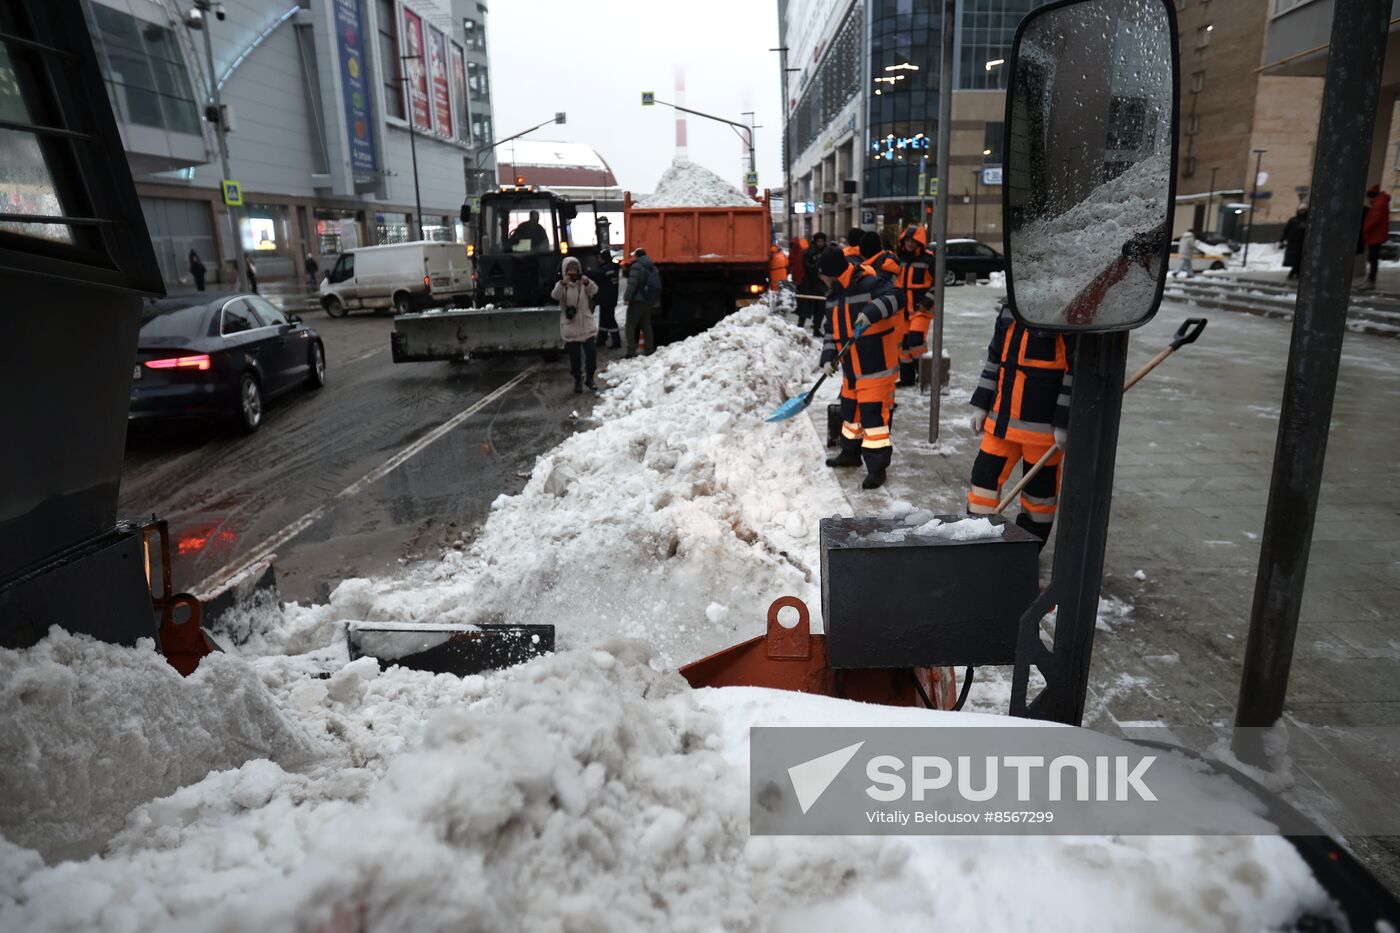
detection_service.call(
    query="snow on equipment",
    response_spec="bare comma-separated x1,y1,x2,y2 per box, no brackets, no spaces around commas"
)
346,621,554,675
680,596,960,709
766,321,867,422
994,318,1207,513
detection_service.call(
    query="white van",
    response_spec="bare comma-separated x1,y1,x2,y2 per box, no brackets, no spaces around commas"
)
319,242,473,317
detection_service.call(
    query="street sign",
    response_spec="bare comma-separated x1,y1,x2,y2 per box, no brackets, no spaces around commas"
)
745,171,758,188
861,210,875,225
641,91,655,106
917,172,926,197
221,180,243,206
930,176,939,197
980,166,1003,186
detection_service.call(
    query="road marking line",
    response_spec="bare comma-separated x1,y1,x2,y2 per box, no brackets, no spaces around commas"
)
192,366,537,599
342,346,386,366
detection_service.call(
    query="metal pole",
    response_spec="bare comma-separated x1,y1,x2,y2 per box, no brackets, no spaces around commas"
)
927,0,955,442
1205,166,1217,237
971,169,980,237
402,54,424,240
1233,1,1390,763
771,46,793,240
1241,149,1265,268
198,16,243,290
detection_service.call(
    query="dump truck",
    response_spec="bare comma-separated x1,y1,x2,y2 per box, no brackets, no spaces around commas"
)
390,184,609,362
622,190,772,343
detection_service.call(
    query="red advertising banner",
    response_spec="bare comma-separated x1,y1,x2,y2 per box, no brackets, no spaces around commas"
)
400,7,431,131
428,27,451,138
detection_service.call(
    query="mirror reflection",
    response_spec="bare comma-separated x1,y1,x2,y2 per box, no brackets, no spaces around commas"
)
1006,0,1175,330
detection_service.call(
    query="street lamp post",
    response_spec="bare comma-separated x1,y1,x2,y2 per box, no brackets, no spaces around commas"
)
185,1,243,290
643,96,756,193
469,112,567,198
770,46,798,240
400,53,425,240
1242,149,1267,268
927,0,956,442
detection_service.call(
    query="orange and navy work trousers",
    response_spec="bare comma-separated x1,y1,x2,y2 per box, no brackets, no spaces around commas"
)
966,429,1063,544
838,323,900,473
900,306,933,381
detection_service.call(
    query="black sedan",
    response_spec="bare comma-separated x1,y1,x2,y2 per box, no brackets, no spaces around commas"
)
941,239,1006,285
130,293,326,432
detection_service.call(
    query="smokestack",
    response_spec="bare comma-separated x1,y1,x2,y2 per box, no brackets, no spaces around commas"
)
675,66,688,160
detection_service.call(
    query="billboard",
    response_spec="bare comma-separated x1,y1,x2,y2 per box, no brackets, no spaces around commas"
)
428,26,451,138
333,0,377,181
401,7,431,131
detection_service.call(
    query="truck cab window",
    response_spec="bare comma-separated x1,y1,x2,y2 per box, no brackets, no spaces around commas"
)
486,198,555,253
330,253,354,282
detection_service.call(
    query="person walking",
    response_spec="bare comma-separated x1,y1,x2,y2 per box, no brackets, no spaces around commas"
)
304,252,320,289
623,247,660,357
799,231,828,337
592,249,622,349
894,226,935,387
551,256,599,393
1361,185,1391,290
188,250,206,292
1177,228,1197,277
817,246,902,490
244,253,259,294
1279,206,1308,282
965,297,1074,547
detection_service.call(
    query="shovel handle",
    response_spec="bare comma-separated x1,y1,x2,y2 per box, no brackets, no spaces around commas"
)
995,442,1061,514
802,321,868,405
1172,317,1208,350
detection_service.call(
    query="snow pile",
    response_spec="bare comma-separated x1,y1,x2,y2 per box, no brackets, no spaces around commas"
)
1010,153,1170,328
0,629,326,861
638,158,756,209
861,514,1006,544
0,637,1334,932
274,308,847,668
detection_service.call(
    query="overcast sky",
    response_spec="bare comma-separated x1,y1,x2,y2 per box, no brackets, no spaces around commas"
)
488,1,785,195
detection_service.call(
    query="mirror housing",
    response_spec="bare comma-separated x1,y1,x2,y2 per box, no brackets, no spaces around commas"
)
287,314,302,325
1002,0,1178,333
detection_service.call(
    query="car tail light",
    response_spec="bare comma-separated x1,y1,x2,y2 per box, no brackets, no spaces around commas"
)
145,354,211,371
749,284,765,294
423,274,432,294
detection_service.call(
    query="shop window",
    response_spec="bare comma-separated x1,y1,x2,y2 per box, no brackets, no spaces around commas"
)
377,0,404,120
467,61,490,102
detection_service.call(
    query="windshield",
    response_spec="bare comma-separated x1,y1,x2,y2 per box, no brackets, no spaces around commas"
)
485,197,555,253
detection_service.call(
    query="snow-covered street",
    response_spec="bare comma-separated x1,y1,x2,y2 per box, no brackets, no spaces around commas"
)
0,307,1339,932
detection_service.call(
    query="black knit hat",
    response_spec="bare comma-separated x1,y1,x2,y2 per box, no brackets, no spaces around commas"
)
859,231,883,259
818,245,850,277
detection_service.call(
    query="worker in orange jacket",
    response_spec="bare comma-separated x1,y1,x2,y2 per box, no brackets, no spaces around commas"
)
768,243,789,292
895,225,936,387
817,246,903,490
857,231,901,282
965,297,1074,546
842,227,866,261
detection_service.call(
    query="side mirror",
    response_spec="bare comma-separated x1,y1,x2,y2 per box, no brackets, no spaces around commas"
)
1003,0,1178,332
287,314,302,325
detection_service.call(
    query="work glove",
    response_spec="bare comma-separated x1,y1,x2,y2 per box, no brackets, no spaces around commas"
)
853,312,872,332
821,360,838,377
968,408,988,435
1054,426,1068,449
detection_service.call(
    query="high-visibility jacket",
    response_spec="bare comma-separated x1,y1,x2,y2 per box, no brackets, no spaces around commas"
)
896,226,936,317
863,248,901,283
820,263,901,389
768,246,789,291
842,244,862,261
970,300,1074,444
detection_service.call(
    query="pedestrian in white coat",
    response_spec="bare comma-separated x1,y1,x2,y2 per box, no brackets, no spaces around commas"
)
552,255,600,393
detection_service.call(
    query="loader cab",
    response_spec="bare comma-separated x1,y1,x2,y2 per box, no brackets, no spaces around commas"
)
473,187,606,307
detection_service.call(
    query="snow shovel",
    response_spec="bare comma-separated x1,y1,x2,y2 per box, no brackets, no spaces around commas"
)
994,318,1207,513
766,321,868,423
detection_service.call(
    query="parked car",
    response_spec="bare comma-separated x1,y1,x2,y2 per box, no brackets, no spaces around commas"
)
1196,231,1239,254
130,293,326,433
1169,239,1229,272
939,238,1006,285
319,241,474,317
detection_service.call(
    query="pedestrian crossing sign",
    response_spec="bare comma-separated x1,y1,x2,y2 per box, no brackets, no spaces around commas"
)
745,171,758,188
641,91,655,106
221,180,243,206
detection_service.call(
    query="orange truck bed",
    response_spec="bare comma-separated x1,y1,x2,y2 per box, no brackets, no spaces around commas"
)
623,191,771,268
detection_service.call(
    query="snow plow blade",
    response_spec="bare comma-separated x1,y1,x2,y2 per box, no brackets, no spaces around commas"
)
680,596,958,709
390,306,564,362
346,621,554,675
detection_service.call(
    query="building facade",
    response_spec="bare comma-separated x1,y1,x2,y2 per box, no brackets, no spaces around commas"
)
75,0,497,289
778,0,1052,249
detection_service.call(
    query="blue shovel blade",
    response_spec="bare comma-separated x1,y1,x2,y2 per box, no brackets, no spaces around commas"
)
766,394,810,423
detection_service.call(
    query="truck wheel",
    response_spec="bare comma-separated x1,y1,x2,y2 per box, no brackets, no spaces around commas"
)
393,292,413,315
235,373,263,433
324,296,347,318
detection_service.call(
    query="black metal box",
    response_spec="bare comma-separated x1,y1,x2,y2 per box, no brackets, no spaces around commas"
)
826,403,841,447
820,515,1040,669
